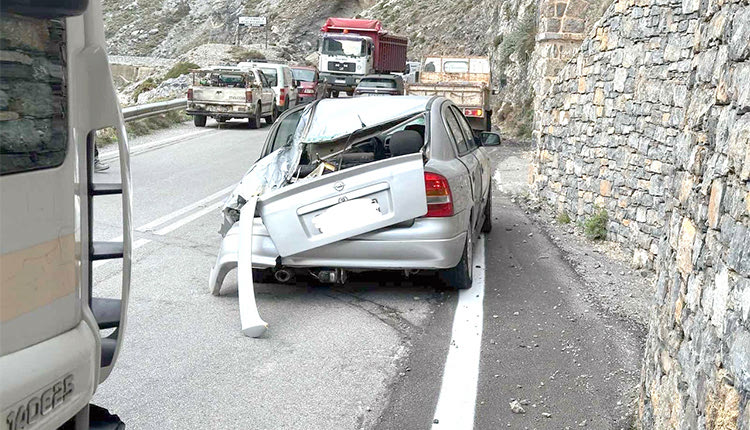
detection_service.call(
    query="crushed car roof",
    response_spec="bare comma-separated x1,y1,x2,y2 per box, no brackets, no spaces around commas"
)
302,95,431,144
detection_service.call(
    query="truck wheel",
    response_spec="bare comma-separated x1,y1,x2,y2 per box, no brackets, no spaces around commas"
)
217,117,227,123
332,90,339,98
265,104,278,125
193,115,207,127
248,106,261,129
486,110,492,132
438,228,474,290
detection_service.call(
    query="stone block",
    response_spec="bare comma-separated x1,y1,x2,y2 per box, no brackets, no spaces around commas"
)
728,6,750,61
707,180,724,229
562,18,585,34
677,217,697,274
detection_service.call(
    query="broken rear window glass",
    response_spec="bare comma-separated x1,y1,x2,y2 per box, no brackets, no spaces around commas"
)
0,15,67,176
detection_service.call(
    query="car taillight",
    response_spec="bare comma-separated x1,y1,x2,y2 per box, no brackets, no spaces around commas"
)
245,91,253,103
187,88,193,101
424,172,453,217
463,108,483,117
279,88,286,104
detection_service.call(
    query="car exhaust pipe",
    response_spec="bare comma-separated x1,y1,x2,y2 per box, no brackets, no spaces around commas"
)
274,269,293,283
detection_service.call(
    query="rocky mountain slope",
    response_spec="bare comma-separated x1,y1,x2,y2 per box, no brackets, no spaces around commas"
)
104,0,608,135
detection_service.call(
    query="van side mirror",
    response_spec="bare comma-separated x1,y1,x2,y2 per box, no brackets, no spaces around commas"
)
294,80,301,88
480,132,501,146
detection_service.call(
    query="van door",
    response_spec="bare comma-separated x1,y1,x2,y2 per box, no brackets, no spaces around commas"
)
258,153,427,257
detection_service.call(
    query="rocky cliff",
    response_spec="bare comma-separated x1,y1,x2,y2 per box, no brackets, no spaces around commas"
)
104,0,610,134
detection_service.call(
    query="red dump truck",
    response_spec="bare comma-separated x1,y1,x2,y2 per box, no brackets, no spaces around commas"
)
318,18,408,97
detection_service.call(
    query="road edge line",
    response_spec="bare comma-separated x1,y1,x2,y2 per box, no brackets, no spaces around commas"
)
431,234,486,430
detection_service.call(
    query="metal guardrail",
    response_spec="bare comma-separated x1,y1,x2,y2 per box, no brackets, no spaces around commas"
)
122,98,185,122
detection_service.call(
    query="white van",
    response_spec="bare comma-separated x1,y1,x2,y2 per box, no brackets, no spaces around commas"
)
239,62,300,112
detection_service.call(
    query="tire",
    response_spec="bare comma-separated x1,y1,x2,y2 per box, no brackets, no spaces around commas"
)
346,90,354,97
265,103,278,125
248,105,261,129
332,90,339,98
193,115,207,127
283,98,289,112
439,229,474,290
481,187,493,233
217,117,228,123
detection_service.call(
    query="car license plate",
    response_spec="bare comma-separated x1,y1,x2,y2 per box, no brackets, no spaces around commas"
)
312,198,382,235
335,79,346,84
3,375,74,430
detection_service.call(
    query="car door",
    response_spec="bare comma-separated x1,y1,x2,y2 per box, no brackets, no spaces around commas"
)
257,153,428,257
258,71,274,112
284,67,298,107
443,103,482,232
452,105,490,206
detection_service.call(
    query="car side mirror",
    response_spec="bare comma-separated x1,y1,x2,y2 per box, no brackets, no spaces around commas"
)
294,80,301,88
480,132,501,146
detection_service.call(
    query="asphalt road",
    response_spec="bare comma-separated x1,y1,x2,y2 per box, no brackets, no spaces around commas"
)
91,120,642,429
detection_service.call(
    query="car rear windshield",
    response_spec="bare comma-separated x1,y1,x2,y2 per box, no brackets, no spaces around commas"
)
292,69,315,82
259,68,278,86
192,71,253,87
359,78,397,89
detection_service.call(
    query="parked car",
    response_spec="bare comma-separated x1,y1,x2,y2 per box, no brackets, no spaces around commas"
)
353,74,405,96
239,62,300,112
209,96,501,293
292,66,326,103
187,67,277,128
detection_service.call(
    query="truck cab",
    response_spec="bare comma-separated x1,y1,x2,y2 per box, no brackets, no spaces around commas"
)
317,18,407,98
1,1,131,429
318,33,374,97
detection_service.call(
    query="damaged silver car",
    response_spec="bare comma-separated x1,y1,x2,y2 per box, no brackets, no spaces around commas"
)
210,95,500,294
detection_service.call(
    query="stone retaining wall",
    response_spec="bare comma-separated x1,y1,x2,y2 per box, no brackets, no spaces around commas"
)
531,0,749,426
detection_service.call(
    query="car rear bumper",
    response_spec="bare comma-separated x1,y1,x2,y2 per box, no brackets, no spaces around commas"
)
209,214,467,290
187,103,256,117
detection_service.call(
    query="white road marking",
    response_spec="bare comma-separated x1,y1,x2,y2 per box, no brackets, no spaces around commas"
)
431,235,486,430
137,184,234,232
98,129,216,162
93,187,231,269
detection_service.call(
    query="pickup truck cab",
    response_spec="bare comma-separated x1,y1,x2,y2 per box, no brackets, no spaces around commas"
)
239,62,300,112
187,67,277,129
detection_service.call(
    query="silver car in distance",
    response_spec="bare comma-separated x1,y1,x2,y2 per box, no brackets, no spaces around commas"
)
209,95,500,292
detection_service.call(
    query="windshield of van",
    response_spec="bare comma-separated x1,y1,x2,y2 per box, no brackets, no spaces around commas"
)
259,68,278,86
321,37,366,57
292,69,316,82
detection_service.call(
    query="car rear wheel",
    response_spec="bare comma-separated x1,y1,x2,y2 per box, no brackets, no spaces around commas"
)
346,90,354,97
193,115,207,127
248,104,261,129
439,230,473,290
481,188,492,233
332,90,339,98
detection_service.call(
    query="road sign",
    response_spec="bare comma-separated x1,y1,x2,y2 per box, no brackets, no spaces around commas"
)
239,16,266,27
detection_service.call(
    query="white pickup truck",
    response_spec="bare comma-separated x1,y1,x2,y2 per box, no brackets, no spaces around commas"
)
187,67,277,129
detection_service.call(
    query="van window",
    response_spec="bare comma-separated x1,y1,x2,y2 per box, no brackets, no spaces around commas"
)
259,68,278,86
0,16,67,175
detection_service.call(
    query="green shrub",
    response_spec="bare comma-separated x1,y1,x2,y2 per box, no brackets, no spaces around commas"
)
557,211,571,224
584,208,608,240
228,46,265,62
496,4,537,69
132,77,158,102
164,61,199,80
